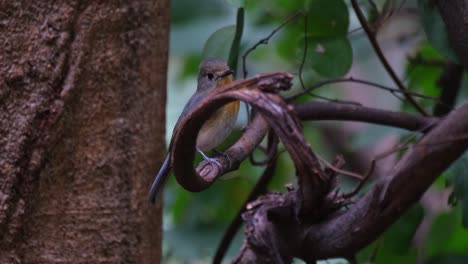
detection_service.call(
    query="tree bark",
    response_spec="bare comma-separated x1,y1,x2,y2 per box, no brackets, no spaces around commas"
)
0,0,169,262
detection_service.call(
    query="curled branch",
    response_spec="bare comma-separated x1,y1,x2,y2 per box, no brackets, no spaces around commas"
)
171,71,329,216
170,72,294,192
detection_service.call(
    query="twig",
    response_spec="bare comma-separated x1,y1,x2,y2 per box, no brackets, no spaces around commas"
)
287,77,441,102
348,27,363,36
300,92,363,106
342,160,376,198
317,155,365,180
298,14,308,90
242,11,303,78
350,0,429,116
342,119,438,199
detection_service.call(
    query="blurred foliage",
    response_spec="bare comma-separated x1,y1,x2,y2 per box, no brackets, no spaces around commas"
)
426,208,468,258
446,152,468,227
357,204,423,263
163,0,468,263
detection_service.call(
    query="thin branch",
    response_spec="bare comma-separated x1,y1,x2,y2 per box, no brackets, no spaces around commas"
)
298,14,308,90
350,0,429,116
342,160,376,198
287,77,441,103
300,92,363,106
317,155,365,180
348,27,363,36
242,11,303,78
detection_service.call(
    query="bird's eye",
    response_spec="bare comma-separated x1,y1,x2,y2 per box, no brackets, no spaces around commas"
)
207,72,214,80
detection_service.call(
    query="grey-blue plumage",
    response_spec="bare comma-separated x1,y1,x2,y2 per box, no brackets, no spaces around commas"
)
148,58,239,204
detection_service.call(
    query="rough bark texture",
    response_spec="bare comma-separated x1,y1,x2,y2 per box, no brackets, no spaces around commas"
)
0,0,169,263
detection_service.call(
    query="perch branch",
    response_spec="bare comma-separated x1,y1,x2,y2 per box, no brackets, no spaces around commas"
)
294,102,438,132
188,99,438,190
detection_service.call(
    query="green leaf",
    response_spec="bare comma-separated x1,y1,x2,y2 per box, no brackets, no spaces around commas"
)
426,209,468,257
202,25,236,61
304,0,349,37
418,0,458,62
277,26,303,60
227,0,246,8
305,36,353,78
228,8,244,74
277,0,305,10
407,44,444,95
384,204,424,254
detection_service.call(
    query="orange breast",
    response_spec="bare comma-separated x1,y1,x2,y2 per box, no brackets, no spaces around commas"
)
196,99,240,152
217,75,239,116
224,100,240,115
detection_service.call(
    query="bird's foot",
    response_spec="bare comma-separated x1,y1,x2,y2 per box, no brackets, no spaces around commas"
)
212,149,232,167
197,148,222,168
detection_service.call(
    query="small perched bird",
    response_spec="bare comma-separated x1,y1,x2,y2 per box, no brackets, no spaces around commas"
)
148,58,239,204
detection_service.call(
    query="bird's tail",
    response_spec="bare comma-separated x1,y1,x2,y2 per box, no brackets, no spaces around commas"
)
148,154,172,204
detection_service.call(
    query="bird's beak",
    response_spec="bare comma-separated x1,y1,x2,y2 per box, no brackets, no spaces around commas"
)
218,69,234,79
216,69,234,87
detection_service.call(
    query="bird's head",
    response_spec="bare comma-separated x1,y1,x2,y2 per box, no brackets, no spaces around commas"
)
197,58,234,92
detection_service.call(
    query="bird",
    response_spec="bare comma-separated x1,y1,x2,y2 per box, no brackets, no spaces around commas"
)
148,58,239,204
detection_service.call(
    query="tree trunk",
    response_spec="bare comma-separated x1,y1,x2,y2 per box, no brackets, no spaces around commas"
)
0,0,169,263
